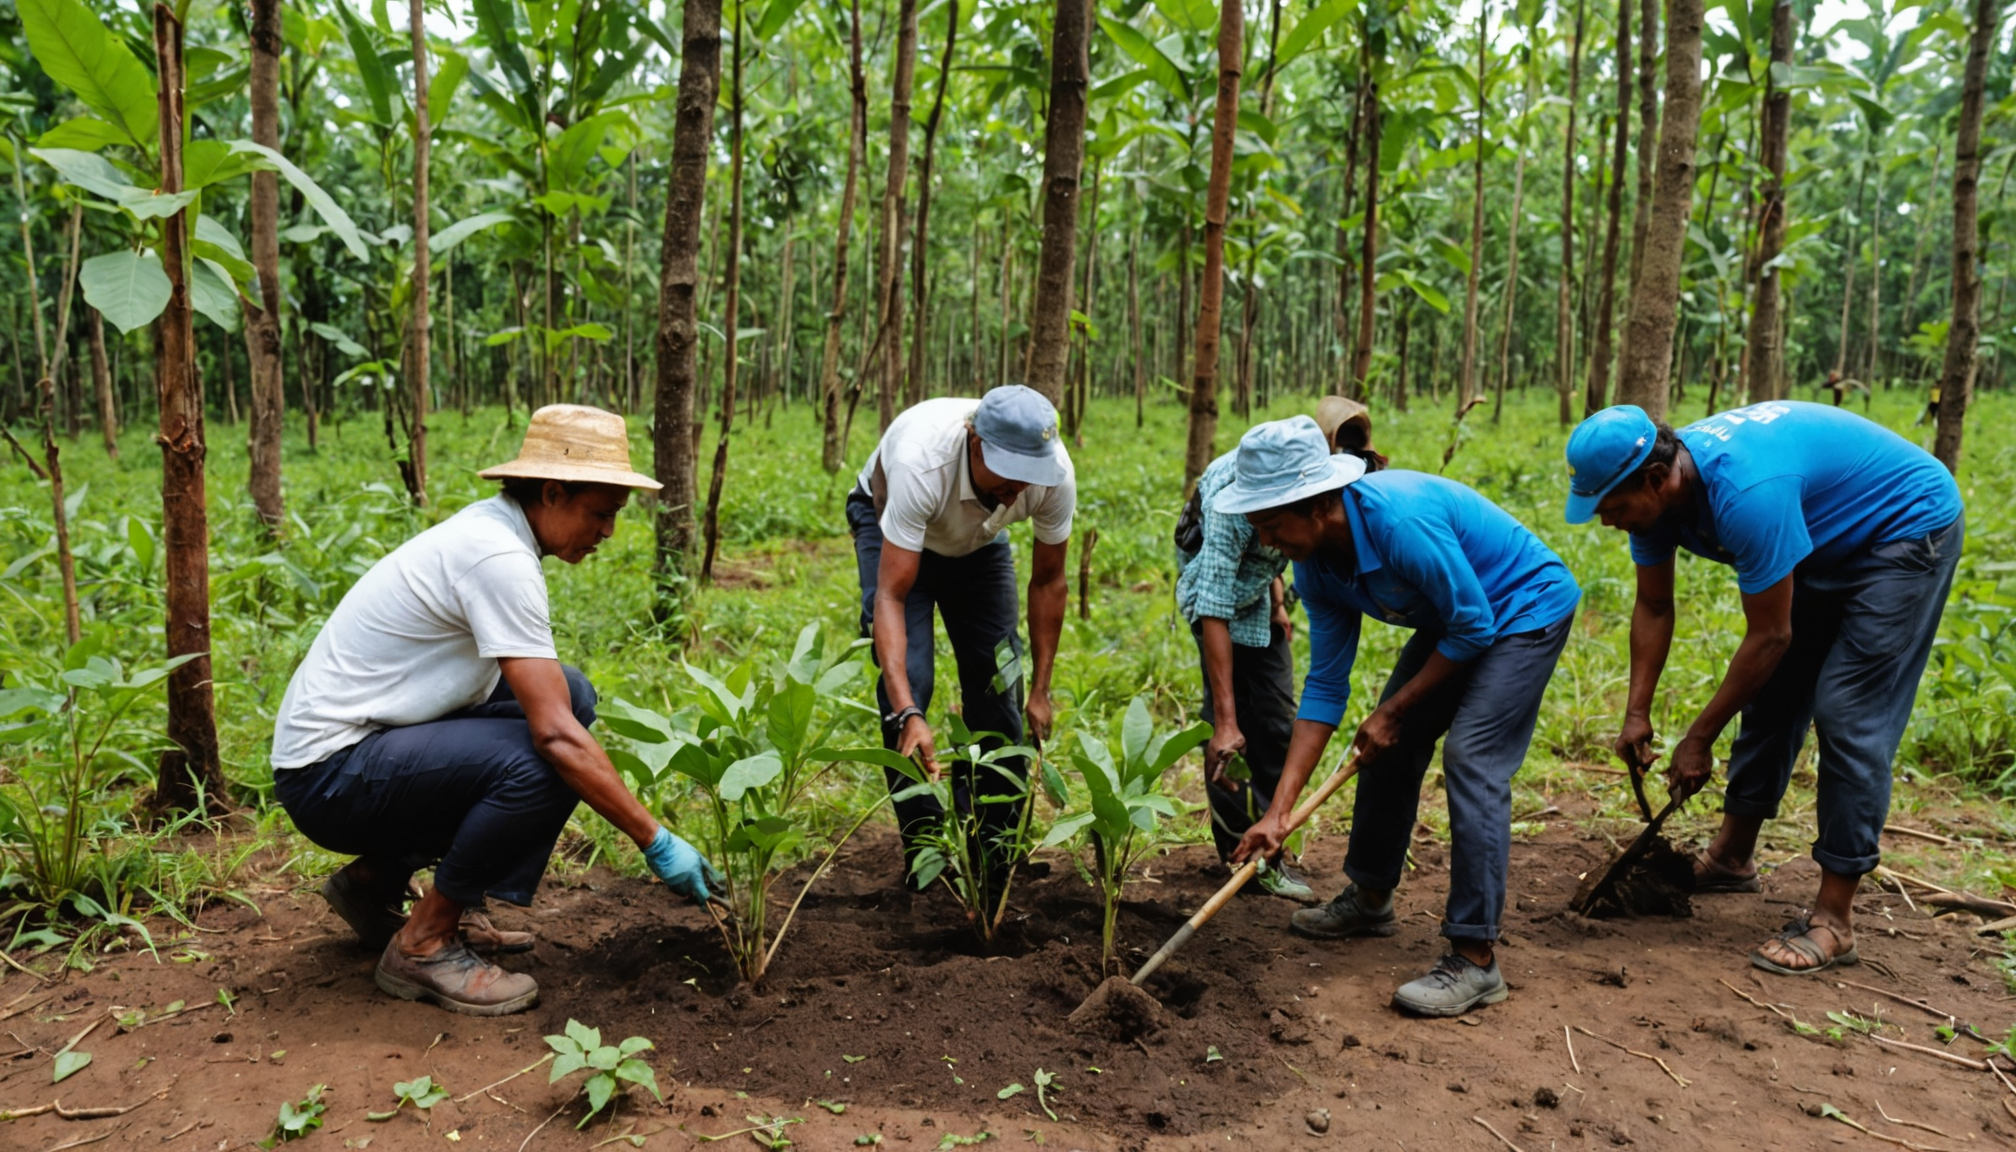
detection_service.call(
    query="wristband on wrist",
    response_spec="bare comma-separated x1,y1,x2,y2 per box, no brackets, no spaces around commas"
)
883,704,924,729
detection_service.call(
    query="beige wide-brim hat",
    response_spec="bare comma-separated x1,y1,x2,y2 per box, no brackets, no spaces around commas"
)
1314,395,1373,447
477,404,663,491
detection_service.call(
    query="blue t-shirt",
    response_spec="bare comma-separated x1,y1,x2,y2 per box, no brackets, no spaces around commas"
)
1628,402,1963,593
1295,470,1582,727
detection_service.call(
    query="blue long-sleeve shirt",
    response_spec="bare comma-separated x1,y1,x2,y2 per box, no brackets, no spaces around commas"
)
1295,470,1582,727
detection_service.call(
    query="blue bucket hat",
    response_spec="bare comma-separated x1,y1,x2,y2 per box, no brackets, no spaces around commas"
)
971,385,1067,487
1213,416,1368,516
1564,405,1659,524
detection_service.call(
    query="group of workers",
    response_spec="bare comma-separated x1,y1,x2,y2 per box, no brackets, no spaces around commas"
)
271,385,1962,1020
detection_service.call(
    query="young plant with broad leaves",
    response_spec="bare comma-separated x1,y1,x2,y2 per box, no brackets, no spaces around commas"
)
545,1019,658,1128
872,715,1053,945
1041,696,1210,974
600,621,886,983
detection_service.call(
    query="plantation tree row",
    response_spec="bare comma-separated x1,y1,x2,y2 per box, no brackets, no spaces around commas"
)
0,0,2010,804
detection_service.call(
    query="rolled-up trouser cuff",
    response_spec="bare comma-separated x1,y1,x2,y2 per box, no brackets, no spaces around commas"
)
1811,845,1880,879
1722,795,1781,820
1440,919,1497,944
1342,859,1404,894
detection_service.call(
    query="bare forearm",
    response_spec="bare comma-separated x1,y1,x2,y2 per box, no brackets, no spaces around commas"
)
1260,719,1339,821
1199,617,1239,730
1625,596,1675,718
1382,650,1465,717
540,731,657,846
874,590,917,710
1027,574,1066,695
1688,630,1790,744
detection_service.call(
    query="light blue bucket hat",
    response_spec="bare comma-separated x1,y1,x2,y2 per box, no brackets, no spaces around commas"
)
1212,416,1368,516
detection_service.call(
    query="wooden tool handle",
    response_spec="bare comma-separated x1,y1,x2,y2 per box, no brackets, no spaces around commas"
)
1130,753,1365,986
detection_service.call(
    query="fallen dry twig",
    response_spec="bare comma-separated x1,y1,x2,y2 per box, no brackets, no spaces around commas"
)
1574,1025,1689,1087
455,1053,554,1104
1472,1115,1527,1152
1832,978,1956,1024
1883,825,1958,847
516,1097,569,1152
1866,1034,1988,1071
0,950,51,986
1720,977,1795,1020
1563,1025,1580,1074
44,1121,130,1152
1874,1098,1949,1137
1813,1103,1956,1152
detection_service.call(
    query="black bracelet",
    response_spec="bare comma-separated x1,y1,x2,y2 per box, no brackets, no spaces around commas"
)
883,705,924,729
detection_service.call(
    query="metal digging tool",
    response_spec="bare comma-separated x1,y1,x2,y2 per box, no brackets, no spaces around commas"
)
1571,786,1688,916
1126,752,1365,989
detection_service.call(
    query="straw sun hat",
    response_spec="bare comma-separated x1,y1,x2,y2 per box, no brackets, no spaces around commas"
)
1314,395,1373,448
477,404,662,491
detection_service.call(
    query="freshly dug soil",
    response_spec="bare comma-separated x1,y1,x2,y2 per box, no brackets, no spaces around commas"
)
4,813,2015,1151
1570,833,1697,918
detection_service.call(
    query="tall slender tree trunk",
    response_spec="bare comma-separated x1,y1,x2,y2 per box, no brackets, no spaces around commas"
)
1025,0,1092,410
88,306,118,458
404,0,430,504
1587,0,1632,416
1350,58,1380,397
1458,2,1489,407
1070,158,1101,441
1129,202,1145,428
244,0,284,529
1492,74,1532,424
1931,0,1997,471
1180,0,1243,491
997,214,1013,388
1556,0,1587,425
1614,0,1703,422
872,0,920,428
1863,170,1883,384
652,0,722,593
1333,79,1364,390
700,11,745,581
905,1,958,410
152,5,224,812
40,204,82,646
1627,0,1659,296
1897,140,1943,359
775,231,796,404
819,0,867,473
1832,172,1863,382
1235,0,1283,419
1742,0,1792,404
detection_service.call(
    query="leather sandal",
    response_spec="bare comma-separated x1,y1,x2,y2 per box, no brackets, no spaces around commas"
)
459,911,534,954
1750,915,1858,976
1692,851,1762,894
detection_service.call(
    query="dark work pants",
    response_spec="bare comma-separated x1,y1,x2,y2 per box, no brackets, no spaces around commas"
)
846,493,1027,866
1192,621,1297,861
274,667,594,907
1342,613,1574,945
1723,516,1963,878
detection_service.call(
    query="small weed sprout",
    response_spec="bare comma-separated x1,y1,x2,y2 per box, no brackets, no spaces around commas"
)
261,1084,327,1147
546,1019,660,1127
367,1075,449,1121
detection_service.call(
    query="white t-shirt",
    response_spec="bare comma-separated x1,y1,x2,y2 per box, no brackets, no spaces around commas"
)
270,495,558,769
854,397,1076,557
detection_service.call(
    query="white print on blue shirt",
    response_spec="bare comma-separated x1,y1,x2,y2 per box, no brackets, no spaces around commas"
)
1688,401,1792,442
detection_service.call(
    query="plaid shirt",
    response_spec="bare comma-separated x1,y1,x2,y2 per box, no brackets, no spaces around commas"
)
1176,452,1287,649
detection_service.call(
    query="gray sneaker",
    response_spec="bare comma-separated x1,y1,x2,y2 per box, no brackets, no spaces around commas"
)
1252,859,1319,904
1392,953,1508,1017
1289,883,1398,939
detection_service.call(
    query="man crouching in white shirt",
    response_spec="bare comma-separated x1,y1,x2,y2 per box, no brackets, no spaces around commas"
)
270,405,720,1016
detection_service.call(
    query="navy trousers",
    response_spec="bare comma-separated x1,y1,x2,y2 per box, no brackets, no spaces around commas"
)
846,492,1027,865
274,667,593,907
1192,621,1297,861
1342,613,1574,945
1723,516,1963,877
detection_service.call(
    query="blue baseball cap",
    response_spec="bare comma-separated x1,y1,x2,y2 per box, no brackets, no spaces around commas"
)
1564,405,1658,524
1213,416,1368,516
972,385,1067,487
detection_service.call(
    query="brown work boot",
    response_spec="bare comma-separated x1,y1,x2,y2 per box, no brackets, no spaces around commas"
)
375,938,538,1017
319,868,410,949
459,911,535,954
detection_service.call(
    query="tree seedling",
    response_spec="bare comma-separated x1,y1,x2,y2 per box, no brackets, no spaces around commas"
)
1031,1069,1059,1122
262,1084,327,1147
367,1075,449,1121
546,1019,660,1128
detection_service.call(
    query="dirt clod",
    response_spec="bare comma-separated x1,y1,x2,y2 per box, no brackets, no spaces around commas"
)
1535,1086,1561,1108
1571,836,1695,919
1066,976,1167,1041
1306,1108,1331,1135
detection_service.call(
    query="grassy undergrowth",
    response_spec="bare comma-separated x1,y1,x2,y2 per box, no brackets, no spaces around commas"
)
2,385,2014,966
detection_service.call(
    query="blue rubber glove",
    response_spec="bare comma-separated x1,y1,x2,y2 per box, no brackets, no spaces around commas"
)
644,826,724,903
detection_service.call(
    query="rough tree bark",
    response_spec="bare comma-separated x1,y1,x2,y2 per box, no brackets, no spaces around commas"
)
904,1,958,410
152,4,226,812
1458,2,1489,407
88,306,118,458
1556,0,1587,426
819,0,867,473
700,9,745,581
1235,0,1283,419
1024,0,1092,410
1587,0,1632,416
244,0,284,529
1180,0,1244,492
404,0,429,504
1931,0,1997,472
1742,0,1792,404
652,0,721,593
1627,0,1659,295
1614,0,1704,422
1349,60,1380,398
873,0,920,428
1492,68,1533,424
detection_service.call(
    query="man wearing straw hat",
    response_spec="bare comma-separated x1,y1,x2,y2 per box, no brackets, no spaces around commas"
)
1223,416,1580,1017
271,405,721,1016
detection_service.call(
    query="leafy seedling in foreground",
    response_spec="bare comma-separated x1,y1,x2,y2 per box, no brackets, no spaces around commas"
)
261,1084,327,1147
367,1075,449,1121
546,1019,660,1128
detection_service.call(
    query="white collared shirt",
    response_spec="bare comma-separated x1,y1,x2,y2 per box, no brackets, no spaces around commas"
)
270,494,558,769
855,397,1076,557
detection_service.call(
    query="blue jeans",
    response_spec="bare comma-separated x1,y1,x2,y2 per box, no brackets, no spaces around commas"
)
1193,621,1296,861
274,667,594,907
1342,612,1574,945
846,493,1027,864
1724,516,1963,877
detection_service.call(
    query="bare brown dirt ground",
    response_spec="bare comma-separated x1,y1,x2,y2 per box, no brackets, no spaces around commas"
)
4,807,2015,1152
